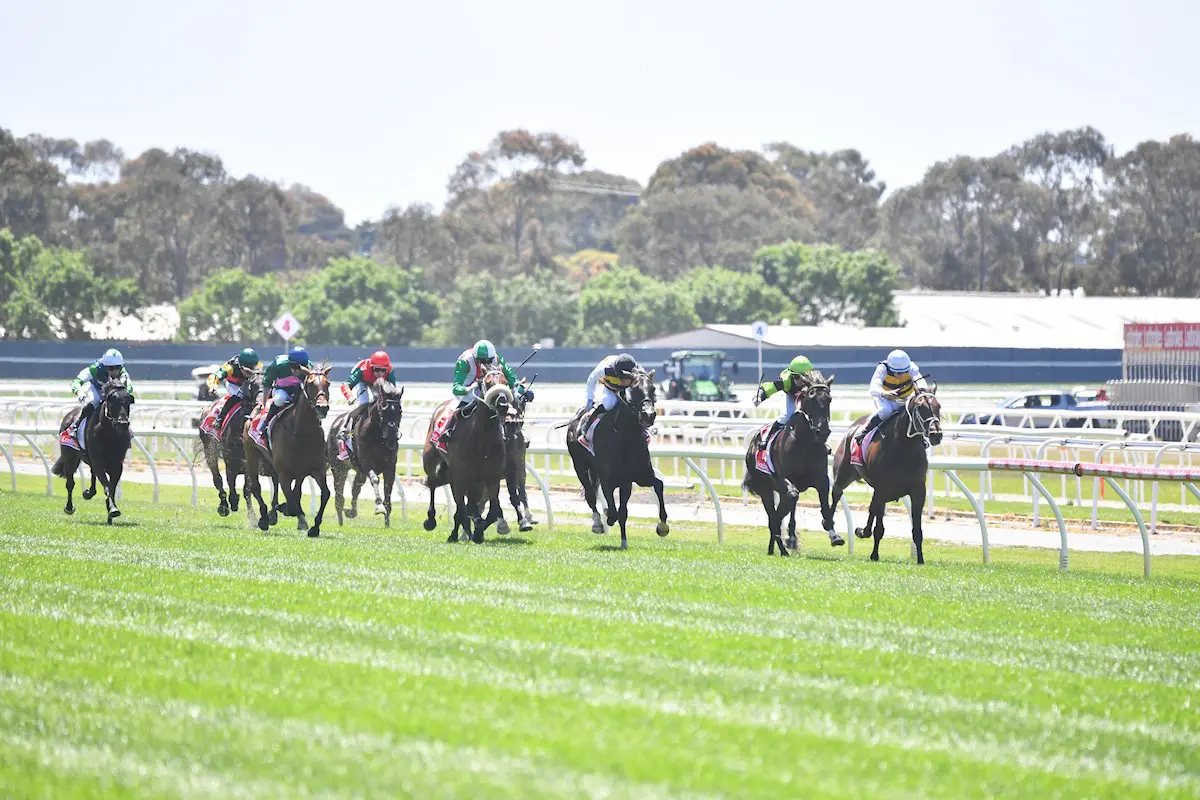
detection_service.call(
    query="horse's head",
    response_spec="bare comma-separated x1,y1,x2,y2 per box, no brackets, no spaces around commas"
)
906,384,942,446
302,362,332,420
483,382,515,419
624,368,658,428
795,372,835,441
101,379,133,428
373,381,405,449
242,371,263,411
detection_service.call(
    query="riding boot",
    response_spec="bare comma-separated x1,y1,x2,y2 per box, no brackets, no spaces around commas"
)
259,403,283,444
762,419,783,447
442,406,466,443
73,403,95,440
855,414,882,445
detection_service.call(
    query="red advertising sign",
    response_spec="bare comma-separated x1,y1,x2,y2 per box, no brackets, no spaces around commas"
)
1124,323,1200,352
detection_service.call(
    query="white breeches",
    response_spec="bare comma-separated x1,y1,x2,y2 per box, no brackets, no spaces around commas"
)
79,383,102,407
271,388,291,408
595,384,619,411
225,382,243,399
873,396,904,420
456,387,481,408
352,382,371,406
585,358,614,404
778,392,797,424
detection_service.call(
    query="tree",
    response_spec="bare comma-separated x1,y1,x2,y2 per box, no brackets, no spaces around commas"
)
766,143,886,249
0,127,66,242
290,256,438,346
214,177,292,275
425,268,577,347
1097,134,1200,296
573,265,700,345
175,268,287,343
673,266,793,324
753,241,901,326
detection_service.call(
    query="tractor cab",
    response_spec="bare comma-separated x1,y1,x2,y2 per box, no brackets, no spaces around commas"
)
660,350,739,404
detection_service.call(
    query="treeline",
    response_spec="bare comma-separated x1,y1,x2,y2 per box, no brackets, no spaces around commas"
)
1,124,1198,341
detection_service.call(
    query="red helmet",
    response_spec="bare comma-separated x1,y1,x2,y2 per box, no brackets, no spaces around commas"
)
369,350,391,371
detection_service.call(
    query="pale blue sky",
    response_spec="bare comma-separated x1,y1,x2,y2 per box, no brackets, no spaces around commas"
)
4,0,1197,224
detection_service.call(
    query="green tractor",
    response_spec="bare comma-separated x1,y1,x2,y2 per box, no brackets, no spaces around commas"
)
660,350,740,408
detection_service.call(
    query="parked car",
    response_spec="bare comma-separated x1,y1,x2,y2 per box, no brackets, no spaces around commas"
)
959,389,1112,429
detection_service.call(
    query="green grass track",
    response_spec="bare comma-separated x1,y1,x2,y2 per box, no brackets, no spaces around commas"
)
1,479,1199,798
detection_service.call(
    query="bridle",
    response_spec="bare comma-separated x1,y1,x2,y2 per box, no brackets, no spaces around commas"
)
101,382,131,427
619,370,657,428
903,389,942,446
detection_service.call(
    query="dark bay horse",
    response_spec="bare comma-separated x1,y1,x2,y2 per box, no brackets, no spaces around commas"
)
830,386,943,564
742,373,839,556
198,370,265,517
566,368,668,549
502,380,536,533
244,363,333,537
52,379,134,524
327,380,404,527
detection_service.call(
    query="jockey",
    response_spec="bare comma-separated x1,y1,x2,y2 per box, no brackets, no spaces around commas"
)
851,349,926,461
753,355,814,442
579,353,640,439
253,345,311,443
200,347,260,435
64,348,135,444
440,340,531,445
336,350,396,460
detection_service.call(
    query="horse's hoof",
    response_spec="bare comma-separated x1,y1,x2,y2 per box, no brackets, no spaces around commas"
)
870,553,880,562
374,503,386,516
606,513,619,527
447,533,458,543
217,503,230,517
109,509,121,519
107,516,113,526
424,517,437,532
519,522,533,533
230,497,240,512
82,488,95,500
592,524,606,534
656,521,669,537
830,534,846,547
345,507,357,519
258,518,269,532
787,536,799,551
854,527,871,539
472,533,484,544
64,505,74,515
384,517,390,529
269,510,279,525
496,519,510,535
620,540,628,550
308,527,320,538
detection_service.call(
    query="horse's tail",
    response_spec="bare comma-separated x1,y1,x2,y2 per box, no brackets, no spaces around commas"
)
51,449,69,478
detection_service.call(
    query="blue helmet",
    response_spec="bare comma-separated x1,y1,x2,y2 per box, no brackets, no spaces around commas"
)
288,346,309,365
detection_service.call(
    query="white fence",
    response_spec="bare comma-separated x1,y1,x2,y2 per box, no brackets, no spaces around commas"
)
4,423,1199,578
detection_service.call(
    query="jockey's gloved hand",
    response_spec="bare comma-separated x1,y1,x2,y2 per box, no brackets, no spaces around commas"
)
585,400,594,409
754,386,767,406
522,388,534,403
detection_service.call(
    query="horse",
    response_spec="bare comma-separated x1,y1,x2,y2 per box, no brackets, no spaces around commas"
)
326,380,405,527
198,370,262,517
566,368,668,550
51,379,134,524
502,380,536,533
830,385,943,564
742,373,840,556
244,362,333,537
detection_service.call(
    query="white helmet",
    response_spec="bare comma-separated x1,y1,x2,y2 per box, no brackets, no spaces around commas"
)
473,340,497,361
100,348,124,368
885,349,910,371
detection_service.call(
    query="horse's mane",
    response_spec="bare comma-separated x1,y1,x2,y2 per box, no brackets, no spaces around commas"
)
798,370,830,389
310,359,333,375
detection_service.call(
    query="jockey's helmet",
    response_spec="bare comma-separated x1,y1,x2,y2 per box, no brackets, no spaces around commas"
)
788,355,813,376
288,346,310,365
100,348,123,368
886,349,911,372
239,347,259,368
369,350,391,372
612,353,637,375
474,340,497,361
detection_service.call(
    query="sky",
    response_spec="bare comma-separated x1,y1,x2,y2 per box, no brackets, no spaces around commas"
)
4,0,1199,225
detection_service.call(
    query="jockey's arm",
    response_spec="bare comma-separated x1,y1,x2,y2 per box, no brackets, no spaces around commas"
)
451,358,470,398
909,363,925,388
122,369,134,396
868,364,888,398
346,365,364,390
498,355,519,392
585,361,607,404
70,366,91,394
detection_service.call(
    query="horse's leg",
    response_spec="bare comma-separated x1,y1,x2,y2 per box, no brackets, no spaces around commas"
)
287,476,308,533
650,472,669,537
910,483,926,565
367,469,387,517
348,470,368,519
331,462,347,526
869,494,887,562
571,453,604,533
107,459,125,522
474,485,502,543
448,484,467,543
225,451,241,514
62,455,77,515
83,468,97,501
617,482,632,550
602,477,620,529
268,471,281,524
204,438,229,516
308,472,331,538
381,467,395,528
817,469,844,547
425,486,438,531
755,482,783,555
245,447,270,531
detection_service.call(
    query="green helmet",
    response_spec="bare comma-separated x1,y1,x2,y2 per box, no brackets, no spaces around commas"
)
788,355,813,376
239,347,259,367
474,339,497,360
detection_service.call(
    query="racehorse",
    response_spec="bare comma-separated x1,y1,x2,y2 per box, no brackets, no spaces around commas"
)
420,369,512,542
502,379,536,532
198,370,262,517
566,367,668,549
326,380,405,527
244,362,333,537
742,373,839,556
52,379,134,524
830,385,943,564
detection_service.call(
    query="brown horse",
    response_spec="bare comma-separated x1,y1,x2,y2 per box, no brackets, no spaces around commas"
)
421,369,512,541
742,373,839,556
244,363,333,536
198,370,277,518
326,380,404,527
829,386,943,563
